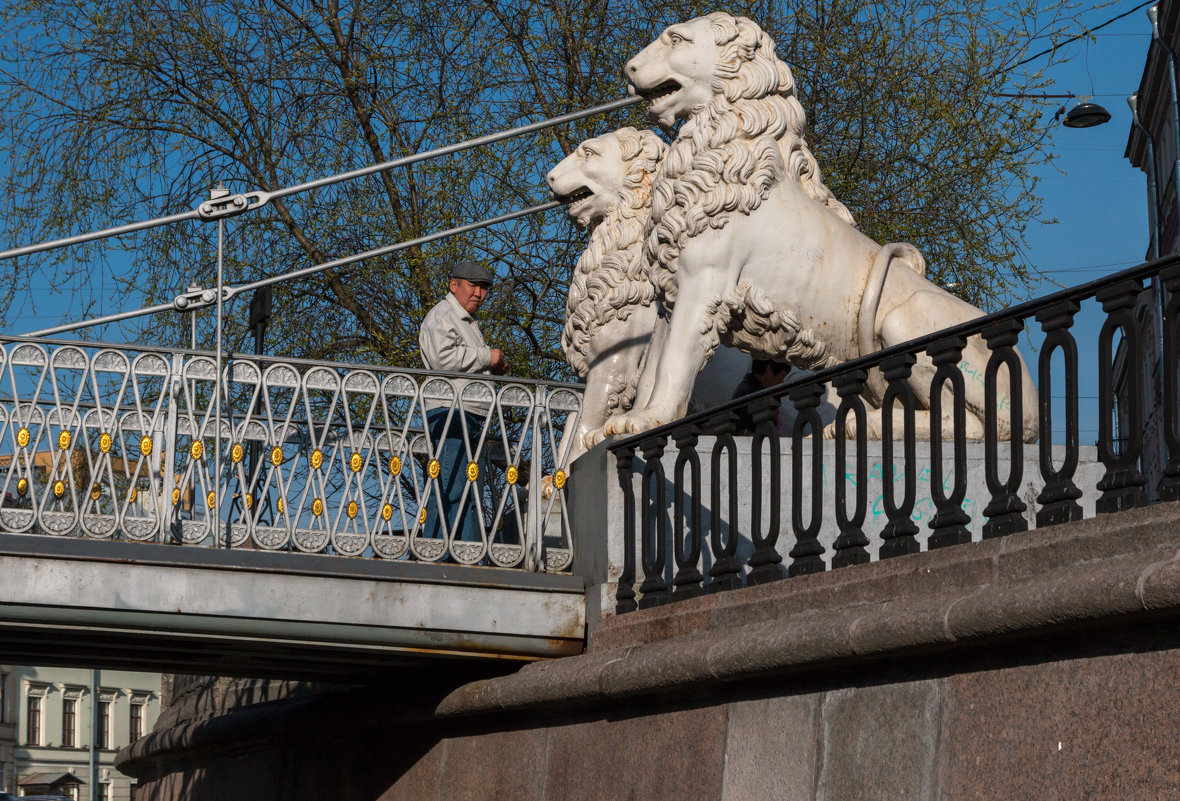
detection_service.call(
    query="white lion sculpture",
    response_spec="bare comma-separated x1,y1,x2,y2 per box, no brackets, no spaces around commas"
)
546,127,667,461
605,13,1037,442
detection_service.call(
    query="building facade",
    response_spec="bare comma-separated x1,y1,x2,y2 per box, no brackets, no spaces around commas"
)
6,667,160,801
0,667,15,795
1126,0,1180,492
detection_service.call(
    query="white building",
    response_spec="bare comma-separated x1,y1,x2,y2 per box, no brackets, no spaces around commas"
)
0,666,15,794
1,666,160,801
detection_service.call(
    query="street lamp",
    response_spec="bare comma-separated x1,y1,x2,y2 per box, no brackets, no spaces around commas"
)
993,91,1110,129
1062,101,1112,128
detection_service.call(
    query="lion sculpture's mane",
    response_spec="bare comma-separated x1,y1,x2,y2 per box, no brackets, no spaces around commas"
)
562,127,666,413
646,13,856,370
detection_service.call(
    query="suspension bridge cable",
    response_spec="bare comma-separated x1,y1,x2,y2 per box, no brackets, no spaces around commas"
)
0,96,640,262
23,200,563,338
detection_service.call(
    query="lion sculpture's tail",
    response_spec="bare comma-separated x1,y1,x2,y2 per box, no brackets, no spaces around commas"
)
857,242,927,400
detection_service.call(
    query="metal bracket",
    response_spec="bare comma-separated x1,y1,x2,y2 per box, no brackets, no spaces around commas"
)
172,285,234,312
196,191,269,221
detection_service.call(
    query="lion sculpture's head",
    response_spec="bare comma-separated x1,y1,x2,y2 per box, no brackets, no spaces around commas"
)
625,13,854,305
546,127,667,378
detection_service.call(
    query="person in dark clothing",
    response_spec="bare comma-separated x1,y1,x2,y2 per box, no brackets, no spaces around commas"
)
731,358,791,435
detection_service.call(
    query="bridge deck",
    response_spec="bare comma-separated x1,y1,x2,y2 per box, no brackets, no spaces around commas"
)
0,534,585,680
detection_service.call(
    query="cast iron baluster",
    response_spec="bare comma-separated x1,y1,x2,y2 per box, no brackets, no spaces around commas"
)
879,353,920,558
832,370,870,567
707,419,743,592
746,397,786,584
1159,266,1180,501
672,426,704,598
788,382,826,575
614,447,638,614
1096,279,1148,513
638,436,669,608
1035,301,1083,525
928,337,971,548
982,319,1029,538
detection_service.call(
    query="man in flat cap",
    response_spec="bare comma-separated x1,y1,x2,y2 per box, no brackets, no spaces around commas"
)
419,260,507,377
418,260,508,547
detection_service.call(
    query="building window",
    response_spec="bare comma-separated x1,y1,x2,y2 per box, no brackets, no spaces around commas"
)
96,782,108,801
62,697,77,747
26,695,41,745
99,700,111,749
130,701,144,742
0,672,7,723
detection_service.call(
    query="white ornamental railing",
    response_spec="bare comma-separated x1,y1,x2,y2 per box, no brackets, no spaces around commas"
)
0,337,581,572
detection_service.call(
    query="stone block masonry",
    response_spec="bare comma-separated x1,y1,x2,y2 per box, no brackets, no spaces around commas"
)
119,503,1180,800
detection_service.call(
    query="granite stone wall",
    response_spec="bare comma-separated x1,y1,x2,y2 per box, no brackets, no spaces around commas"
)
118,503,1180,800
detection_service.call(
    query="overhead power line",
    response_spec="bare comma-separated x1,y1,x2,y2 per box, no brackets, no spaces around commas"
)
1010,0,1156,72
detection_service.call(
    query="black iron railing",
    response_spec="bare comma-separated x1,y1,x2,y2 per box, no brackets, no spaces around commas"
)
607,255,1180,613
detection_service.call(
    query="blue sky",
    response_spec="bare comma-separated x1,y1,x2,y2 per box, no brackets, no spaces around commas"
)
1025,5,1151,287
1019,2,1156,444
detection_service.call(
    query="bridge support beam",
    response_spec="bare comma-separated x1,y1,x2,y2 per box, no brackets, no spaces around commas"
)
0,535,585,678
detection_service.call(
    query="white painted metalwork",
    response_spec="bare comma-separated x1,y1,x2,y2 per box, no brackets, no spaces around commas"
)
0,338,581,572
24,200,562,339
213,183,228,547
0,93,632,579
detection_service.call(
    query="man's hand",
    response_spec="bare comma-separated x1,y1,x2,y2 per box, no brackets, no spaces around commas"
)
489,347,508,376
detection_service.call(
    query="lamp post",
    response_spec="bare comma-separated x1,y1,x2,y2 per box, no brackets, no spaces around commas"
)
187,284,201,350
246,286,272,524
248,285,272,357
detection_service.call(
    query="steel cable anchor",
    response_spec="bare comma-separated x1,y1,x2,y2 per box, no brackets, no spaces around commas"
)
196,190,269,221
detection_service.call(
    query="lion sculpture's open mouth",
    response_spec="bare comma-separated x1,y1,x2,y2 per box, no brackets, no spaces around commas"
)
554,186,593,219
639,80,680,101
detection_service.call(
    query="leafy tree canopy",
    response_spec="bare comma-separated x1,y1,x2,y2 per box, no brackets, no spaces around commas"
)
0,0,1100,376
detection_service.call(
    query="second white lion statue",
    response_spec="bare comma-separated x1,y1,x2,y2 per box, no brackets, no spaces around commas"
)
605,13,1038,442
546,127,666,461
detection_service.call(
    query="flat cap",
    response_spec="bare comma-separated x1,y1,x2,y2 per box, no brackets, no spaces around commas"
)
450,259,494,286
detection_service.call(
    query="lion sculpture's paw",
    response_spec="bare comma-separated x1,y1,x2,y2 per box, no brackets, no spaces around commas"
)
822,409,884,441
583,429,607,449
603,410,669,437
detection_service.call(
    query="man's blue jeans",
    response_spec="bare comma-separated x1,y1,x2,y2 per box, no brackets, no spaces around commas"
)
423,408,488,546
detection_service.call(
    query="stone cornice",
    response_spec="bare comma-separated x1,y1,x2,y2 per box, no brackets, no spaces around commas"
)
437,503,1180,717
